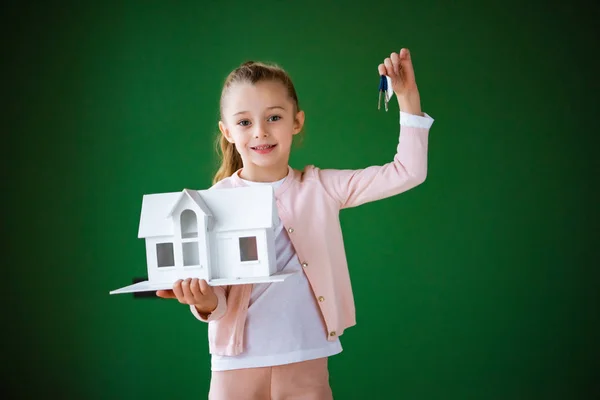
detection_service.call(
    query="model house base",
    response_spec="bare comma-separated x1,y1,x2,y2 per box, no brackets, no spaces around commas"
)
109,270,297,294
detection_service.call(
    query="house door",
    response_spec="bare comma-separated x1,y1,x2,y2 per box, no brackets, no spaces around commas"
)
216,236,236,279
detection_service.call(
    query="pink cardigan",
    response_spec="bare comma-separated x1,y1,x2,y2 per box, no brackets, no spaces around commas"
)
191,121,431,356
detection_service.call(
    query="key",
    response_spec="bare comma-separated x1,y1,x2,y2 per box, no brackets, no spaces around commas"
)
378,75,389,112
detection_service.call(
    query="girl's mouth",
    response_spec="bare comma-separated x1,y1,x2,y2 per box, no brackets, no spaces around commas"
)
251,144,277,154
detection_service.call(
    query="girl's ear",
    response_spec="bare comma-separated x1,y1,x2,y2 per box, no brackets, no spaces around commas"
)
218,121,234,143
293,110,305,135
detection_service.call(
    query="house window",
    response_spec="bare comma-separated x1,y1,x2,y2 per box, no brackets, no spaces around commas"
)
156,243,175,267
183,242,199,266
239,236,258,262
180,209,198,239
181,209,201,267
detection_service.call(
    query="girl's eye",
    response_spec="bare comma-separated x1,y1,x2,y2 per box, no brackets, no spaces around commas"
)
238,120,251,127
268,115,281,122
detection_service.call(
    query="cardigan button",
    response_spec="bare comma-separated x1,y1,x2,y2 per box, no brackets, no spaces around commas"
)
330,331,336,337
318,296,325,302
288,227,294,233
301,262,308,268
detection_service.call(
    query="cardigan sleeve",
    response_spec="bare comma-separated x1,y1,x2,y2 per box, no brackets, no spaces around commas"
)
189,285,228,322
315,111,434,209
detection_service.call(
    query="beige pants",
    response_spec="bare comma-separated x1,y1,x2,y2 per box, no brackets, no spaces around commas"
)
208,357,333,400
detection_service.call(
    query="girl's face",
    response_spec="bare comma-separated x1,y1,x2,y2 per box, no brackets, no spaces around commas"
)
219,80,304,181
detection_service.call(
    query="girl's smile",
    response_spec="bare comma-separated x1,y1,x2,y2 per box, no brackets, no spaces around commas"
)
251,143,278,154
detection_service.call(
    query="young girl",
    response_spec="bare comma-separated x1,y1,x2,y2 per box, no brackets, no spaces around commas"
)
157,48,434,399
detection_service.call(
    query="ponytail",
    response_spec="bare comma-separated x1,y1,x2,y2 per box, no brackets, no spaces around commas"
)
212,135,243,184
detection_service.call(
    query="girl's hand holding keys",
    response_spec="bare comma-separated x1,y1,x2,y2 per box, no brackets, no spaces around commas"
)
378,48,422,116
156,278,218,315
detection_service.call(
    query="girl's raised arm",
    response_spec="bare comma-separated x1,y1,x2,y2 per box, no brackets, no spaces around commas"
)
316,48,433,209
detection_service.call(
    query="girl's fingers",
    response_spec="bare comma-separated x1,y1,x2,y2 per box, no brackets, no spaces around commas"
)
399,48,416,82
165,278,216,306
400,48,411,62
190,278,203,300
377,63,386,76
384,58,394,78
156,289,176,299
199,279,212,295
172,279,185,303
390,52,401,75
181,278,194,304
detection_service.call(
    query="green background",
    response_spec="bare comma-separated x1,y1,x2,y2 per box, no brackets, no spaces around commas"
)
4,0,598,399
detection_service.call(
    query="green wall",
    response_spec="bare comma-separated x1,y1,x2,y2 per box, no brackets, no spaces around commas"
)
5,0,598,398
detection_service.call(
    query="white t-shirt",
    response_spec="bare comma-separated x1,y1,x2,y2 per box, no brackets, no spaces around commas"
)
211,175,343,371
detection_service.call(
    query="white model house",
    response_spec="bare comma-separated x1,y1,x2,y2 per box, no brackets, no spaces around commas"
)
110,185,295,295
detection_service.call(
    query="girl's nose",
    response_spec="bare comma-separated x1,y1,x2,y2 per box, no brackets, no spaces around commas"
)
254,128,269,138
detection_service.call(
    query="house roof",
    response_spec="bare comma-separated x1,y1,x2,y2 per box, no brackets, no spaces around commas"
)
166,188,212,217
138,185,277,238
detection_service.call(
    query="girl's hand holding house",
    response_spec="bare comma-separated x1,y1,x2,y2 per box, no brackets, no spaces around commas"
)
379,48,423,116
156,278,218,315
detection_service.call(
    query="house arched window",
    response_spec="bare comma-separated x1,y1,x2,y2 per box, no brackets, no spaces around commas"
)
180,209,198,239
180,209,200,267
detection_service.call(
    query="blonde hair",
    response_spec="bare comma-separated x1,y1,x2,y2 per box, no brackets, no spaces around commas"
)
212,61,301,184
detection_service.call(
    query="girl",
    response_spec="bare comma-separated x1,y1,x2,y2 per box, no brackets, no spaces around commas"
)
157,48,434,399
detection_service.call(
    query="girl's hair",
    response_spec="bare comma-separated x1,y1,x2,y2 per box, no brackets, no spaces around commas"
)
212,60,301,184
